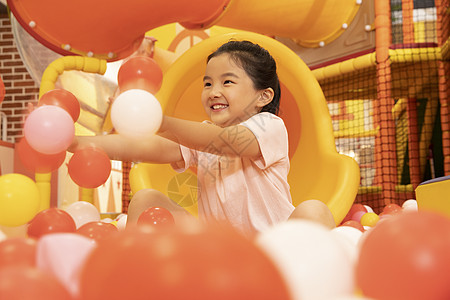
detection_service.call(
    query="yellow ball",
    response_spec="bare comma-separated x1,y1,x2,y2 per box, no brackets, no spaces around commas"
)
360,212,380,227
0,173,40,226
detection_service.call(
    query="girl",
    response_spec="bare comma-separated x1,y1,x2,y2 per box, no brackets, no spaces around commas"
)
70,40,335,235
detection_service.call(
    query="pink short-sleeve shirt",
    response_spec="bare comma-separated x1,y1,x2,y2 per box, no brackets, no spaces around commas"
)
173,112,294,235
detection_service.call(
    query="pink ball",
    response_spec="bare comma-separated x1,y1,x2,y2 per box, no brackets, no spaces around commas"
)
351,210,367,223
24,105,75,154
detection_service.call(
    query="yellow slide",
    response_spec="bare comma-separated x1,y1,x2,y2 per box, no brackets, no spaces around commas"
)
130,32,360,224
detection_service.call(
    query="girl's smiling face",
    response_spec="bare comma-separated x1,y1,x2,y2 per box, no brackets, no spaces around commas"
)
201,53,267,127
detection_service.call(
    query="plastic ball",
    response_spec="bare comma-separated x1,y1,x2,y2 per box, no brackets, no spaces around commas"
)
341,220,365,232
79,224,290,300
356,211,450,300
27,208,76,239
64,201,101,229
118,56,163,94
256,220,354,300
0,173,40,227
0,265,73,299
77,221,118,242
111,89,163,139
331,225,363,263
383,203,403,215
341,203,367,224
24,105,75,154
36,233,96,297
351,210,366,223
363,205,374,213
402,199,418,212
0,238,37,268
68,147,111,189
115,215,127,230
360,212,379,227
137,207,175,228
16,138,66,173
38,89,80,122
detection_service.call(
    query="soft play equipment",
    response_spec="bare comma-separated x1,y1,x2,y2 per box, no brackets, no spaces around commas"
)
7,0,361,224
7,0,361,61
129,32,360,224
415,175,450,219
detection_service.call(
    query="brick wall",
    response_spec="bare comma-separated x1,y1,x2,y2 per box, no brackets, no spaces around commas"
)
0,9,40,143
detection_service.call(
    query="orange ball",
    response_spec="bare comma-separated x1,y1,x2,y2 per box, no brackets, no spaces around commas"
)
383,203,403,215
356,211,450,300
39,89,80,122
0,265,73,299
137,207,175,228
79,224,290,300
0,238,37,268
341,220,365,232
68,147,111,189
16,138,66,173
77,221,118,242
27,208,76,239
118,56,163,94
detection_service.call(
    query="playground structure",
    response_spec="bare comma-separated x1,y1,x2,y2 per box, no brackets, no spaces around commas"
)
6,0,364,224
2,0,450,217
307,0,450,212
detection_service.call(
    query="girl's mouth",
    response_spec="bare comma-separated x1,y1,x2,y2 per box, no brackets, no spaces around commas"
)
211,104,228,111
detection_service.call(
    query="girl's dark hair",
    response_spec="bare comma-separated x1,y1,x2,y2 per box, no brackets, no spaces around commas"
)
207,40,281,115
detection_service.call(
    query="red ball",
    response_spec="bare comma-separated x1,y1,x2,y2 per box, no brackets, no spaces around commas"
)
39,89,80,122
137,207,175,228
356,211,450,300
383,203,403,215
68,147,111,188
27,208,76,239
16,138,66,173
341,203,367,224
77,221,118,242
0,238,37,268
341,220,365,232
79,224,290,300
118,56,163,94
0,265,73,299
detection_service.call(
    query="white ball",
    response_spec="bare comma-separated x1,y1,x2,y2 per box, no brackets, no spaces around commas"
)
402,199,418,212
64,201,101,229
116,214,128,230
331,226,363,263
256,220,355,300
364,205,374,213
111,89,163,139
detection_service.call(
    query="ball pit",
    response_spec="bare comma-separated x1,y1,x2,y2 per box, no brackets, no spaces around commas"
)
0,198,447,299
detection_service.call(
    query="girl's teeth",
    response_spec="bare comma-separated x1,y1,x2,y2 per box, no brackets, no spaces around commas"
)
212,104,227,109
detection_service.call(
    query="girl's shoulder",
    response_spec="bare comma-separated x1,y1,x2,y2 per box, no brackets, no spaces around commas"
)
243,112,286,127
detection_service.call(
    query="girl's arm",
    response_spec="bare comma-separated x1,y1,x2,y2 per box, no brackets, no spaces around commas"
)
69,133,183,164
158,116,261,158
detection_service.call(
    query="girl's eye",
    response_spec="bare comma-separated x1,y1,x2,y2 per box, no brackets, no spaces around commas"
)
224,80,234,84
204,82,211,87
